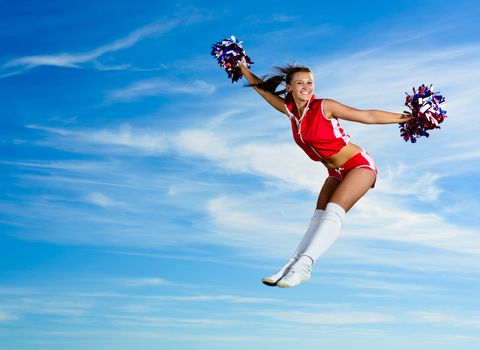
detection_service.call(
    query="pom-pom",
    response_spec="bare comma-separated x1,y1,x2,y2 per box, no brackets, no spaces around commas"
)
211,36,253,83
400,84,447,143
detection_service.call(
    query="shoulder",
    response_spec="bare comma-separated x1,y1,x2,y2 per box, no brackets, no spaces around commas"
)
322,98,349,119
311,98,334,119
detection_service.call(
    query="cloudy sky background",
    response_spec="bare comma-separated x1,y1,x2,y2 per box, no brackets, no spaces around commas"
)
1,1,480,349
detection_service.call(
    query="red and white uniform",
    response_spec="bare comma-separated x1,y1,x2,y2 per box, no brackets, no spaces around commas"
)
284,93,377,182
284,93,350,161
327,150,377,182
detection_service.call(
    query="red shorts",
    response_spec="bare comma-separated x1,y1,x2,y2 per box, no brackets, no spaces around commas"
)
327,150,378,186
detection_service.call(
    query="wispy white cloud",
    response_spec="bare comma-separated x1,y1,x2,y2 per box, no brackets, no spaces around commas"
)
106,314,234,327
1,20,179,75
262,310,395,325
146,294,280,304
96,249,271,271
106,78,215,103
20,113,480,260
175,128,322,191
201,183,480,272
0,287,39,295
26,124,170,155
92,61,168,72
318,275,440,295
7,298,93,317
24,122,320,190
409,310,480,327
113,304,156,314
343,193,480,255
272,13,299,22
112,277,173,288
203,192,480,268
71,289,283,305
0,310,17,322
258,308,480,329
85,192,124,208
1,276,478,346
89,125,169,153
375,162,443,202
0,159,121,174
91,62,133,71
77,291,282,304
433,334,480,343
11,329,297,343
205,194,310,258
26,124,74,136
0,69,26,79
245,13,300,24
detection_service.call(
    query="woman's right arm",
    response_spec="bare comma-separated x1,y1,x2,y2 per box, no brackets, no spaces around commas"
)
238,62,287,114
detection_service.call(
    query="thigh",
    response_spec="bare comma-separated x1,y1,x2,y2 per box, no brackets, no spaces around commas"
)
316,177,341,210
329,168,376,212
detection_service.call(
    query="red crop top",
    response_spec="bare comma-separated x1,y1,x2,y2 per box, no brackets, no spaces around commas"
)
284,93,350,161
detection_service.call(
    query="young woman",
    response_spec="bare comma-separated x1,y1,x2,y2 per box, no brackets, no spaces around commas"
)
237,61,411,288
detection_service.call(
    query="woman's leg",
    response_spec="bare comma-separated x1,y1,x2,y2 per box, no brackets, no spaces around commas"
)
316,176,341,210
278,169,376,288
292,177,341,255
328,168,376,212
303,168,376,261
262,177,340,286
288,176,340,256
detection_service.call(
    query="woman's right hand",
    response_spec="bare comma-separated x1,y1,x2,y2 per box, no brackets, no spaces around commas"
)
237,56,248,68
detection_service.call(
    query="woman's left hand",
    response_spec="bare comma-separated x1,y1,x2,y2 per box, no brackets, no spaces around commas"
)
399,112,413,123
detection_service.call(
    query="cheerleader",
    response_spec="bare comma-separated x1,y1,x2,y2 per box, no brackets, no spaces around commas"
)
237,61,411,288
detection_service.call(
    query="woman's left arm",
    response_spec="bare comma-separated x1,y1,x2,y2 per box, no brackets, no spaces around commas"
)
323,99,411,124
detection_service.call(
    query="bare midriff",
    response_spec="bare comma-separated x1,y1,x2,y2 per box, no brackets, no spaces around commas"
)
320,142,363,169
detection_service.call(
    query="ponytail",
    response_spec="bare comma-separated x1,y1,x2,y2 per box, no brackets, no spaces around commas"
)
247,64,312,96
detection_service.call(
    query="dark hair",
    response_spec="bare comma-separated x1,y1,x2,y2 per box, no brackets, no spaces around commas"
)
248,64,312,96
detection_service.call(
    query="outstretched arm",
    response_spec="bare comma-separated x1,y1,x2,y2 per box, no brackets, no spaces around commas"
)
323,99,411,124
238,62,287,114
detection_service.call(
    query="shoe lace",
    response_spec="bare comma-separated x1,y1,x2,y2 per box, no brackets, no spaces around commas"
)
287,259,312,277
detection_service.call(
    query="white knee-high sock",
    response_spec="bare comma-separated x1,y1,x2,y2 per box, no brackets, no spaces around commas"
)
263,209,325,283
291,209,324,259
302,202,345,263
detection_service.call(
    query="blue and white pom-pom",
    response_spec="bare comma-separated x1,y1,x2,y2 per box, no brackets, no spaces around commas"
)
211,36,253,83
400,84,447,143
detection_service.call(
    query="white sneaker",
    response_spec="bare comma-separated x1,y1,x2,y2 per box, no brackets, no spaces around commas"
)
261,257,297,286
277,255,313,288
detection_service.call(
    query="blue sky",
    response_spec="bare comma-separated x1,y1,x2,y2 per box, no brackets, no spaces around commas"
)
1,1,480,349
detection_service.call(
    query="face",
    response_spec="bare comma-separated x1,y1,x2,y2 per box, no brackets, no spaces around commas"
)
286,71,314,103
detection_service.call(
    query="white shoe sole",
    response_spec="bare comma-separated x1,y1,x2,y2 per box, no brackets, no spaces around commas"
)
276,273,310,288
261,258,297,287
